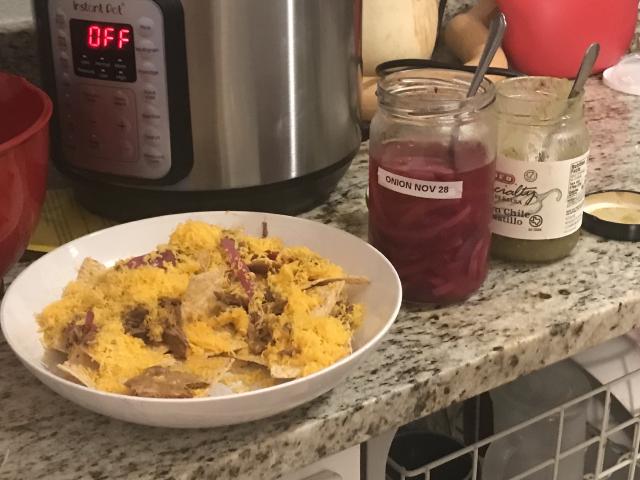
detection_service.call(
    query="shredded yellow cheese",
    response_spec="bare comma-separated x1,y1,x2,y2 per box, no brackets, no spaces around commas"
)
37,220,365,396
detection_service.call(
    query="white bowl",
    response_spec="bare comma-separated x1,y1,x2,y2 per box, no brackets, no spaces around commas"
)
1,211,401,428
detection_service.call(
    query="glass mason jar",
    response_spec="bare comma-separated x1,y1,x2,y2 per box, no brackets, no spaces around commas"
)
491,77,590,263
368,69,496,304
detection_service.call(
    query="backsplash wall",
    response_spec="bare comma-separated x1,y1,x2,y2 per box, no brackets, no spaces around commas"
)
0,0,639,86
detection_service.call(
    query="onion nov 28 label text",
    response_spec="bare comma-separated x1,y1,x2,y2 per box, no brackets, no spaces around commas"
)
377,167,463,199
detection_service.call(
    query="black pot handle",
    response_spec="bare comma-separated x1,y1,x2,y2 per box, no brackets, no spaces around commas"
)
438,0,447,36
375,58,523,79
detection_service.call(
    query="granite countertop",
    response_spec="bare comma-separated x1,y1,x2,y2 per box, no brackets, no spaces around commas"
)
0,0,39,85
1,78,640,480
0,0,32,31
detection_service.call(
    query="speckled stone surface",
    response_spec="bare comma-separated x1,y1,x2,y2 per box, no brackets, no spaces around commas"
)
0,26,40,85
1,78,640,480
0,0,40,85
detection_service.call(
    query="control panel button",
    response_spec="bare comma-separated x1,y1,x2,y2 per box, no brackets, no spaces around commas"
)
55,9,66,25
61,73,71,87
137,17,154,37
115,118,132,134
88,134,101,150
139,62,160,78
57,30,68,49
142,83,158,102
136,39,159,58
114,70,131,82
119,141,135,161
97,67,110,80
61,92,73,106
60,51,70,68
142,106,161,125
81,86,100,103
95,59,112,69
79,54,91,67
113,90,129,107
143,148,164,164
143,127,161,145
84,110,99,128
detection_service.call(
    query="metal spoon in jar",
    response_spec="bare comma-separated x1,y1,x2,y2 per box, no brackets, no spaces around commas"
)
466,13,507,98
568,43,600,99
449,13,507,160
539,43,600,159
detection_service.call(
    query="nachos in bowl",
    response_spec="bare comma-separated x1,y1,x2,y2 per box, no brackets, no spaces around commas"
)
37,221,368,399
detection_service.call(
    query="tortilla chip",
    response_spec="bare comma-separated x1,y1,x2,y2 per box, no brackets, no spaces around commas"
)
178,355,234,383
309,281,346,317
194,249,213,271
181,268,226,321
125,366,210,399
220,360,281,393
76,258,106,284
231,349,268,366
58,362,97,388
57,348,99,388
270,364,303,379
304,276,369,290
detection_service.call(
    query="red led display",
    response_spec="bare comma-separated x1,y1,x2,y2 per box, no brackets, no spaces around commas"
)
86,24,131,50
70,19,136,82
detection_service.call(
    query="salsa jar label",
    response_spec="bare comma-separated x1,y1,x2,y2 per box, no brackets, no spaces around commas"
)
492,152,589,240
377,167,463,199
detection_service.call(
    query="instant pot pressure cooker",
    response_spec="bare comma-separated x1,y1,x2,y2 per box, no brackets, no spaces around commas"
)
34,0,362,220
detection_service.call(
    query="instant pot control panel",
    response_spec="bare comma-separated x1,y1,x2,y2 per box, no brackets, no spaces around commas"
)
41,0,192,182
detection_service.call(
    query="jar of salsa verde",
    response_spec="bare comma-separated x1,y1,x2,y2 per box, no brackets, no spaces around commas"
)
368,69,496,304
490,77,589,263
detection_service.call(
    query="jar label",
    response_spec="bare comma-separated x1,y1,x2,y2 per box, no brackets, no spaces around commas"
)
377,167,463,199
492,152,589,240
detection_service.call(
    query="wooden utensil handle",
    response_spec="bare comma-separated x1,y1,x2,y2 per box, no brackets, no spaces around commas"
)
443,3,508,69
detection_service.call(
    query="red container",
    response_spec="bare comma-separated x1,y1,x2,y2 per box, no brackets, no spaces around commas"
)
0,73,52,279
497,0,639,77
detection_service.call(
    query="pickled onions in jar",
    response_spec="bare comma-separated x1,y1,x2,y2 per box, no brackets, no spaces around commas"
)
368,141,495,304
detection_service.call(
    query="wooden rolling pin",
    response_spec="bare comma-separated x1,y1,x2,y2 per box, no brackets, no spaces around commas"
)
443,0,507,70
360,0,508,122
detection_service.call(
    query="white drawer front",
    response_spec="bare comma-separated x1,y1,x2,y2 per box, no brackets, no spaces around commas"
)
279,445,360,480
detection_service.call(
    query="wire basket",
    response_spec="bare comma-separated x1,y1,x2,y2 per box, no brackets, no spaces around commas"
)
386,367,640,480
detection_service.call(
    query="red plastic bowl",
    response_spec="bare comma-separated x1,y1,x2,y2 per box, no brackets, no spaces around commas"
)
0,73,52,279
497,0,639,78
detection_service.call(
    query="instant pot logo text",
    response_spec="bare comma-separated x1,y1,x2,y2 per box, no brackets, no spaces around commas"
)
72,1,125,15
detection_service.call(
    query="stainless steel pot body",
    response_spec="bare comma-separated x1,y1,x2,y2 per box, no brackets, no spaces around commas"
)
180,0,362,191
